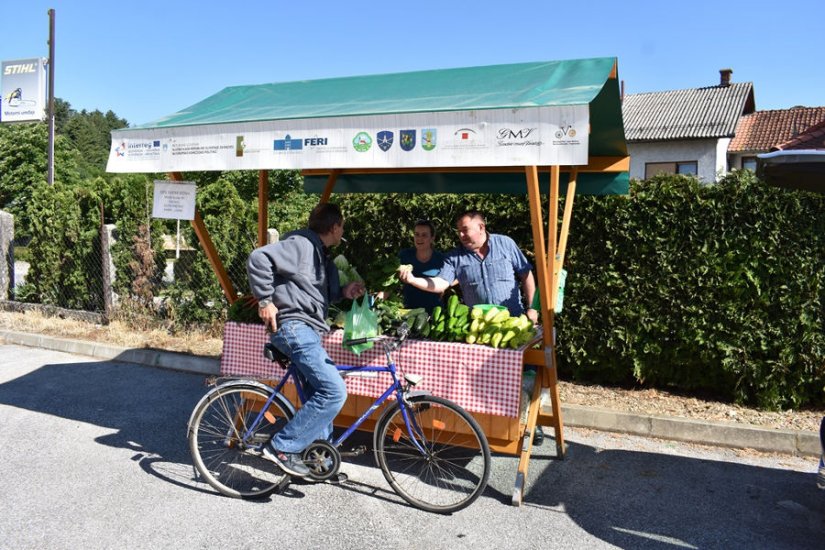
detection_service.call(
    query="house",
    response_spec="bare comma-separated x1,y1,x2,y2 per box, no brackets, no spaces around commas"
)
622,69,755,182
729,106,825,170
758,118,825,193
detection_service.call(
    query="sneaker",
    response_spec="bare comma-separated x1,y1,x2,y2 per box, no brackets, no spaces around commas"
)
817,457,825,490
261,445,311,477
533,427,544,447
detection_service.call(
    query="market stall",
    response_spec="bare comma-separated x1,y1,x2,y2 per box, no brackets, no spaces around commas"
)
107,57,629,505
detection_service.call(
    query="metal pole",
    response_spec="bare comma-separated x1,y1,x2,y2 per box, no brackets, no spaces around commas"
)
47,8,55,185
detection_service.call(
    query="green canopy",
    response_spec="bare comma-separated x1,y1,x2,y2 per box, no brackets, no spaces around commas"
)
107,57,628,194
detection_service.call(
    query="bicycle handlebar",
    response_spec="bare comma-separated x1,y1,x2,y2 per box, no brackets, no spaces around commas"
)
343,322,409,348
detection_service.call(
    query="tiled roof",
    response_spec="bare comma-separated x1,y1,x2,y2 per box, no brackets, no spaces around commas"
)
730,107,825,152
773,118,825,151
622,82,754,142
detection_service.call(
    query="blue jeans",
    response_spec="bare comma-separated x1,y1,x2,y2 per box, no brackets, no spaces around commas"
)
269,320,347,453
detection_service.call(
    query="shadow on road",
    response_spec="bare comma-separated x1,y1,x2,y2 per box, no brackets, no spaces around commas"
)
2,356,823,546
521,438,825,549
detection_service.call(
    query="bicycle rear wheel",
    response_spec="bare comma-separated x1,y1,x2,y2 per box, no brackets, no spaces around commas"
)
374,395,491,513
189,384,293,498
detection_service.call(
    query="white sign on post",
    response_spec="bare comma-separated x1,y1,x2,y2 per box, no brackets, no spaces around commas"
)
152,180,196,220
1,57,47,123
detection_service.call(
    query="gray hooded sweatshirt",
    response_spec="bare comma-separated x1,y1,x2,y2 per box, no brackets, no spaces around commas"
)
247,229,341,334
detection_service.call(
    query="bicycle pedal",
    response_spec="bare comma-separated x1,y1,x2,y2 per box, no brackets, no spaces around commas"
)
339,445,366,457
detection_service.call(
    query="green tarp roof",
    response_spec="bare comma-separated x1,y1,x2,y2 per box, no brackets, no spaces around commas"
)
111,57,628,194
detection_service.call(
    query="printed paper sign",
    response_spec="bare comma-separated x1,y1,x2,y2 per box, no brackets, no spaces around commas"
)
152,181,196,220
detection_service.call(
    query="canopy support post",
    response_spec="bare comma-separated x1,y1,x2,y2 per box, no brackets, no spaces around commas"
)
513,165,566,506
169,172,238,304
319,170,340,203
257,170,269,247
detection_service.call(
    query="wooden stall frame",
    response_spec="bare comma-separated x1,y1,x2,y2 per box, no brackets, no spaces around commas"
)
108,57,629,509
177,156,627,506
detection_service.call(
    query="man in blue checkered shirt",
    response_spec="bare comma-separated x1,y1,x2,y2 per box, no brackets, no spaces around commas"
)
399,209,538,323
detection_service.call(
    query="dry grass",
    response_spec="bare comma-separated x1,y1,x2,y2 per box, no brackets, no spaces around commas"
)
0,310,222,356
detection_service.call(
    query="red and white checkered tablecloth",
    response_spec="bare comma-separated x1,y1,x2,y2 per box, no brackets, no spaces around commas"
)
220,321,526,418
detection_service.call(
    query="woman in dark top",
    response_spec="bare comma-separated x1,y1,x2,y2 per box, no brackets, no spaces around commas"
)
399,220,444,313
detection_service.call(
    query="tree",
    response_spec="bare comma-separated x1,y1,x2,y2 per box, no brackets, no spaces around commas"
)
0,123,82,238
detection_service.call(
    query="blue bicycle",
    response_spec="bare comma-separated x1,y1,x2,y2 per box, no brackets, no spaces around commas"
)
187,325,491,513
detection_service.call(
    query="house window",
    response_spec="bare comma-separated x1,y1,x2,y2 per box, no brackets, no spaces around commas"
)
676,161,698,175
741,156,757,171
645,161,698,179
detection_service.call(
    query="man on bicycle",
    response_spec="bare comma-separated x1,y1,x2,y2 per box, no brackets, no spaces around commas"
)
247,202,365,477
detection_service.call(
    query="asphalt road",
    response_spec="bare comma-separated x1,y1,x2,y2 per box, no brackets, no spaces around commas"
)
1,344,823,549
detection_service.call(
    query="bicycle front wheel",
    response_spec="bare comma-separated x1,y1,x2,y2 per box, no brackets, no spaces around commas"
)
189,384,293,498
374,395,491,513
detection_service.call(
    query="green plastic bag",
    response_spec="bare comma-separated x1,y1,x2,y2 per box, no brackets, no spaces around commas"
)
342,297,378,355
531,269,567,314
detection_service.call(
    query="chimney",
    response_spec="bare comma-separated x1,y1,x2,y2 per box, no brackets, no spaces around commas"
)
719,68,733,87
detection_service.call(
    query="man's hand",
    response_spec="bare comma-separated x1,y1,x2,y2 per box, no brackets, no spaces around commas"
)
343,281,366,300
526,308,539,325
258,303,279,332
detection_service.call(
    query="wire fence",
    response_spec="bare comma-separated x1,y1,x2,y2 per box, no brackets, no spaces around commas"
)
1,208,260,330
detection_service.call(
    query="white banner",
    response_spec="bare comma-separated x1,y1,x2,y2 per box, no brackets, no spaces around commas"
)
152,181,196,220
1,58,46,123
107,106,589,173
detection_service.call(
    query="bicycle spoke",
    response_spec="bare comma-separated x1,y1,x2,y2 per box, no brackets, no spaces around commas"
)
375,396,490,513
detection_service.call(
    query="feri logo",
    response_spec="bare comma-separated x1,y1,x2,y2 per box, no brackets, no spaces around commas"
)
1,57,47,123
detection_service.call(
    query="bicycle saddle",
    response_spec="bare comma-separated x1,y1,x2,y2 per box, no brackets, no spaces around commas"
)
263,343,290,364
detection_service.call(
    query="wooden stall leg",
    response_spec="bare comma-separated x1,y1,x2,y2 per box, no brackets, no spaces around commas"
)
543,344,566,458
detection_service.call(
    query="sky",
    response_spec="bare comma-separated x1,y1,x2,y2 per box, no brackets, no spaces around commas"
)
1,0,823,127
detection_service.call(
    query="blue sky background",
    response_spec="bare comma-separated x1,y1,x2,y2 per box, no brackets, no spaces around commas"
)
1,0,823,126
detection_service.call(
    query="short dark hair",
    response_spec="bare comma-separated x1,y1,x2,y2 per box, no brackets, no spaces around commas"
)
455,210,486,225
414,219,436,238
308,203,343,234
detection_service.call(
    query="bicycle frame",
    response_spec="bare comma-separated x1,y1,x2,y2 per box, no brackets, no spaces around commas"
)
240,342,429,455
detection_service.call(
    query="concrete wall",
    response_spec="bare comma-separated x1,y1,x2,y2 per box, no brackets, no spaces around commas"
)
627,138,727,183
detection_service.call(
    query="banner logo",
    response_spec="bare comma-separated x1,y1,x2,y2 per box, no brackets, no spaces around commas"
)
421,128,437,151
552,123,580,146
3,63,36,75
274,134,303,150
400,130,416,151
496,127,542,147
235,136,245,157
554,125,577,139
353,132,372,152
376,131,394,152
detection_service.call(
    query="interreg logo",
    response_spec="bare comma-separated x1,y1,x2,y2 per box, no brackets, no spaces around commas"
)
376,131,394,152
421,128,437,151
274,134,303,151
400,130,416,151
352,132,372,152
115,142,126,157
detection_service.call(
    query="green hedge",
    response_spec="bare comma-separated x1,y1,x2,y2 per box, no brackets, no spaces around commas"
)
336,171,824,409
557,171,825,409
